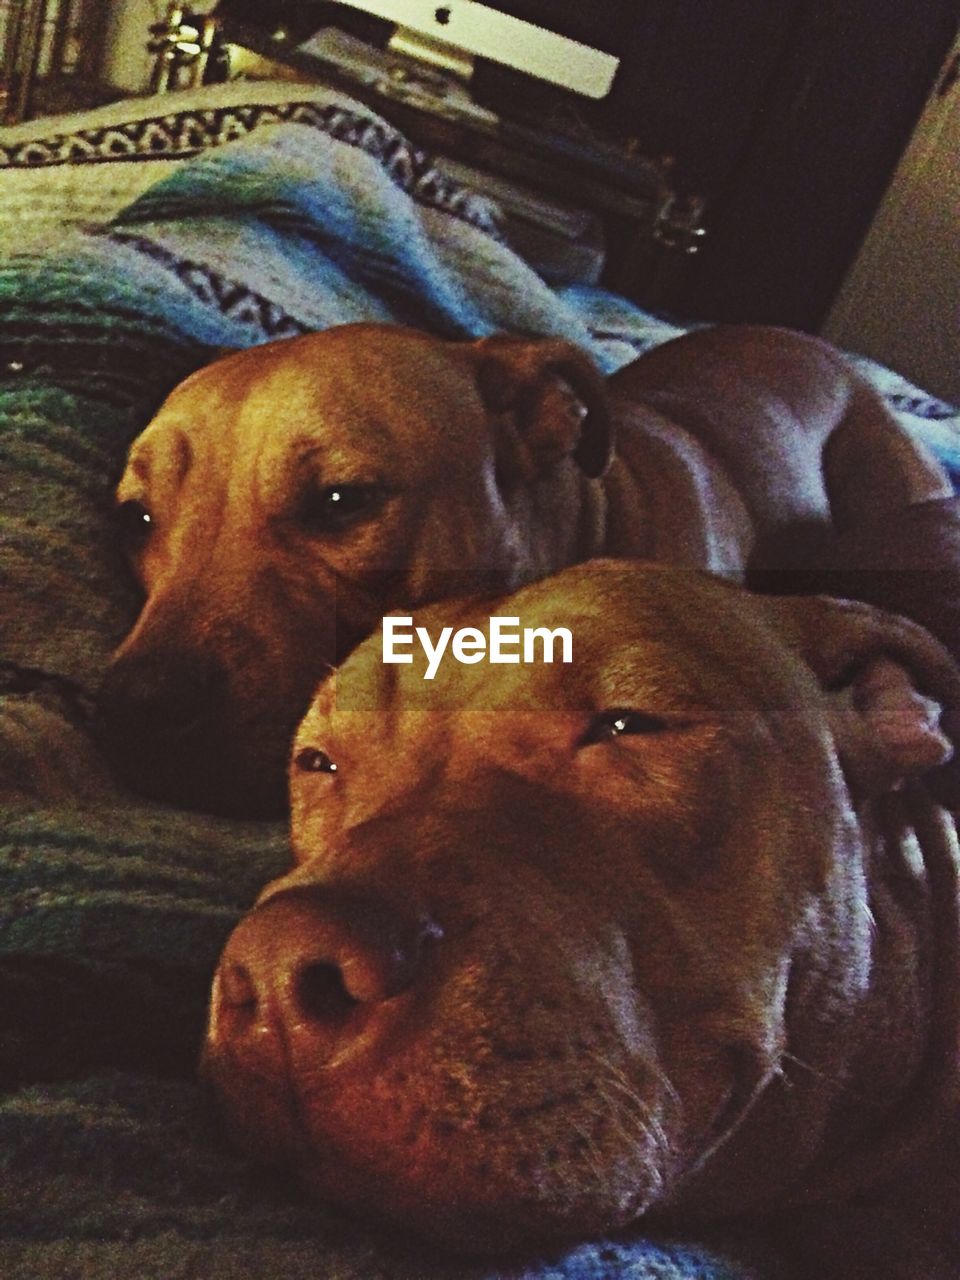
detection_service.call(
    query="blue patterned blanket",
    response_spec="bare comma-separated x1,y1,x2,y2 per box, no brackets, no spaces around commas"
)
0,80,957,1280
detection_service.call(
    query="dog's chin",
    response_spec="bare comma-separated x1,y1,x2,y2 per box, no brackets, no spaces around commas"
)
297,1162,657,1259
204,1051,673,1258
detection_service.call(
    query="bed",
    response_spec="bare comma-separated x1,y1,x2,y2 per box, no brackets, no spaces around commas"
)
1,77,958,1280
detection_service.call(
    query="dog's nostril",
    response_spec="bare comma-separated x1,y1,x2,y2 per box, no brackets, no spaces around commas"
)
294,962,361,1026
213,888,441,1055
219,962,258,1010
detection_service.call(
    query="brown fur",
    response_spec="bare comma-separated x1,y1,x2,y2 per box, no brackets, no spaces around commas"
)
203,564,960,1273
95,324,951,814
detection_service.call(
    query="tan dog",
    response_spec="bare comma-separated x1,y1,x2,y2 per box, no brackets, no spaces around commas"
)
95,324,950,814
203,563,960,1275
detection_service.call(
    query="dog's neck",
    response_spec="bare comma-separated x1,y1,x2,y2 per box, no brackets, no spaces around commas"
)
670,788,959,1220
794,790,960,1206
597,424,756,575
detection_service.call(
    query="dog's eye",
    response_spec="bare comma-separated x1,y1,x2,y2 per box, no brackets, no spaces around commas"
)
581,709,670,744
114,499,154,549
300,484,379,532
294,747,338,775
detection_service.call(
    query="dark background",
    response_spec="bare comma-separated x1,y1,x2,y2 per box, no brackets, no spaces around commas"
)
217,0,960,331
601,1,958,329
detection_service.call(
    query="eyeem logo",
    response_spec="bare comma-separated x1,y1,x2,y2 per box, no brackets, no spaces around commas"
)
383,616,573,680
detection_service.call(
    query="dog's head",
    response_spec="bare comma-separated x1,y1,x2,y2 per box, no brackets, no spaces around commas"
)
202,563,960,1251
94,325,609,815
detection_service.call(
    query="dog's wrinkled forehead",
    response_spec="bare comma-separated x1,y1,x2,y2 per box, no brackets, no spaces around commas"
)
304,561,960,813
301,563,807,746
136,328,489,479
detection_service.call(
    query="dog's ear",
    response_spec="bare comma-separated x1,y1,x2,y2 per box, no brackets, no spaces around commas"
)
766,594,960,806
825,656,954,800
471,336,611,480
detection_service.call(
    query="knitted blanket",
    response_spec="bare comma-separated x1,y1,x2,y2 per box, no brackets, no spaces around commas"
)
0,80,957,1279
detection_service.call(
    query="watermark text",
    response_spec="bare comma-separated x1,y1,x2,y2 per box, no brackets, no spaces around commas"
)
383,615,573,680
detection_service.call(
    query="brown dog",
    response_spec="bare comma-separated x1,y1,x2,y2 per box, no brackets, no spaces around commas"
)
203,563,960,1274
95,324,950,814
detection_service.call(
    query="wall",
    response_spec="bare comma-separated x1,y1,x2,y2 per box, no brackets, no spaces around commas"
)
823,29,960,405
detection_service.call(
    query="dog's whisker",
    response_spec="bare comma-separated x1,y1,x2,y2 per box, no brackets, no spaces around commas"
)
566,1114,613,1184
778,1050,882,1110
587,1046,681,1120
581,1051,678,1174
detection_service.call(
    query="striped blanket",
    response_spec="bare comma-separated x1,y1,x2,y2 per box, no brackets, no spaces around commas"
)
0,79,956,1280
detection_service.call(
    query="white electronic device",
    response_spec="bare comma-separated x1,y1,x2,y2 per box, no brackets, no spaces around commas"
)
328,0,620,98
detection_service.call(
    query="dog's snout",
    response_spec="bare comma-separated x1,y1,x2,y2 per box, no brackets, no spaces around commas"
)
212,886,442,1060
97,649,227,737
94,644,291,816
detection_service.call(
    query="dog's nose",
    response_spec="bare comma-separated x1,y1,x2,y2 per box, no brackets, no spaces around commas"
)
96,650,227,738
211,886,443,1059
